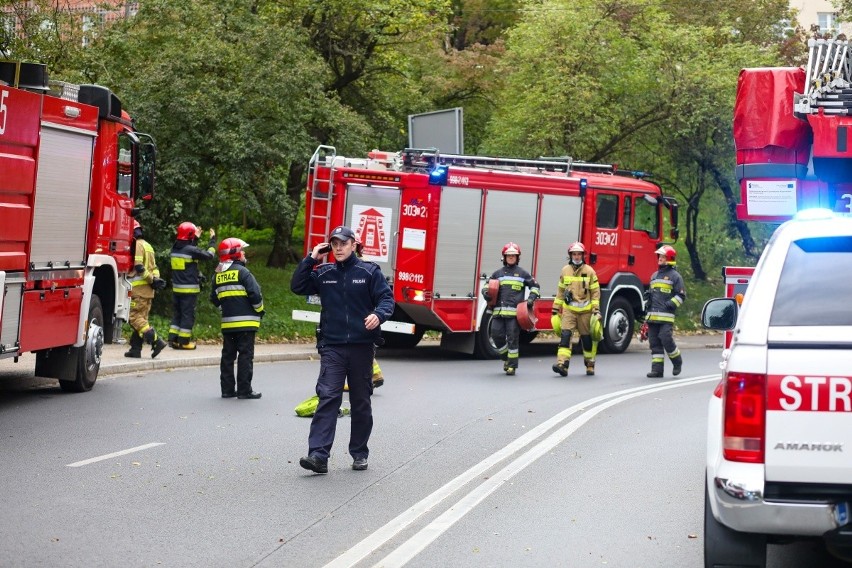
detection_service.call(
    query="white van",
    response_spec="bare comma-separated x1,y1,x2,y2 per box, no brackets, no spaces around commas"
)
701,210,852,567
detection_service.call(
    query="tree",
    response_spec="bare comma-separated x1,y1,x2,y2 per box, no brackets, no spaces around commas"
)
82,0,371,265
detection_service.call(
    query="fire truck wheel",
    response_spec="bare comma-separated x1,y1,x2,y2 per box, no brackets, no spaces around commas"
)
473,311,501,359
600,297,634,354
59,295,104,393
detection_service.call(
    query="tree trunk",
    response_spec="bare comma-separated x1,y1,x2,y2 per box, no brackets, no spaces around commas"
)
266,163,306,268
709,164,759,260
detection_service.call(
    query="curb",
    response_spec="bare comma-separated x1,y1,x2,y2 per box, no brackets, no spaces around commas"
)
100,350,317,377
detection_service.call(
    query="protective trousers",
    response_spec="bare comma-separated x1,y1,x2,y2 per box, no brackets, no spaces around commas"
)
309,344,375,461
220,331,256,396
557,310,593,365
169,293,198,345
648,322,681,374
490,316,520,368
128,297,160,353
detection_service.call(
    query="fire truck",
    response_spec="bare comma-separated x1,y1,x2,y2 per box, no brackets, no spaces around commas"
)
294,144,679,358
0,61,156,391
727,38,852,342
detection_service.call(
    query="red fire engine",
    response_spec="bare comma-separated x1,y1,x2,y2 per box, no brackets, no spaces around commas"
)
294,145,679,358
728,38,852,332
0,61,156,391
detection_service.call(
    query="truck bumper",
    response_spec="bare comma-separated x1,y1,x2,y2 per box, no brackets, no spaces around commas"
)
712,468,849,536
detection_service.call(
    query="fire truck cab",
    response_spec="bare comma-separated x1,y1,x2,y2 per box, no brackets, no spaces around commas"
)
296,145,678,358
0,61,156,391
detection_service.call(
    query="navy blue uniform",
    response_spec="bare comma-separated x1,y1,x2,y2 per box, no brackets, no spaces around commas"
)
290,252,394,462
168,236,216,346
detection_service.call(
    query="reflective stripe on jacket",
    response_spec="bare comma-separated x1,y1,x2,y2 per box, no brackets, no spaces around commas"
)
554,263,600,313
170,237,215,294
488,265,540,317
646,264,686,323
210,261,264,332
129,238,159,299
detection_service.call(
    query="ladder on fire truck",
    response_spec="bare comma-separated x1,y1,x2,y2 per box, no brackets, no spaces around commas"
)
306,145,337,247
401,148,632,177
795,37,852,115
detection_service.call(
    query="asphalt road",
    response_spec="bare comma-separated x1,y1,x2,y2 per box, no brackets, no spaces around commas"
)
0,341,847,567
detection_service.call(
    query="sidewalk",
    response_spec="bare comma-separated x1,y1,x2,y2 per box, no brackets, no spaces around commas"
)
99,341,318,377
99,332,723,376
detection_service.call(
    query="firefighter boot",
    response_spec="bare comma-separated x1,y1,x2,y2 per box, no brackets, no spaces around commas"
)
552,360,569,377
372,360,384,388
124,332,143,358
646,363,664,378
152,338,167,359
672,355,683,376
177,339,197,350
505,360,517,376
584,359,595,376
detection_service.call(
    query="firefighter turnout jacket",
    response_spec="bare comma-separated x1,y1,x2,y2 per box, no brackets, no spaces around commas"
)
210,260,264,332
646,264,686,324
290,253,394,346
129,238,159,299
554,263,600,314
170,236,216,294
489,265,540,317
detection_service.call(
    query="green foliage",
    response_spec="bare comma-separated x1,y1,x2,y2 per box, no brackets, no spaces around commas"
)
146,244,318,342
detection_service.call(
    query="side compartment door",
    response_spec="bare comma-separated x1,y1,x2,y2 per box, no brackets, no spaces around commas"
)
479,189,538,283
345,184,401,277
536,194,582,299
434,186,482,301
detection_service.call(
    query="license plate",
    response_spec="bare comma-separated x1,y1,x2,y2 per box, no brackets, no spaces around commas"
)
306,295,322,306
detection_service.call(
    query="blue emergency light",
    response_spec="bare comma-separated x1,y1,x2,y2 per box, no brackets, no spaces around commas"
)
579,178,587,190
429,165,448,185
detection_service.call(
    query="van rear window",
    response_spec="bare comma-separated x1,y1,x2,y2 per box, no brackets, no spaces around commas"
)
770,236,852,326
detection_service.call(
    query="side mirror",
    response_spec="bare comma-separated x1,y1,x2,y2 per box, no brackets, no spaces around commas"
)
701,298,737,331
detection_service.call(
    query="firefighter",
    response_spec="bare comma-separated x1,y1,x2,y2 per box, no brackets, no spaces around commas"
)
168,221,216,349
645,245,685,378
211,238,264,398
552,242,600,377
482,242,540,375
125,220,168,359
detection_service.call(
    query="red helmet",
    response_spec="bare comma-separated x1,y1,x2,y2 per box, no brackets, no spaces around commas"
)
501,242,521,257
567,241,586,254
177,221,199,240
655,245,677,262
218,238,249,261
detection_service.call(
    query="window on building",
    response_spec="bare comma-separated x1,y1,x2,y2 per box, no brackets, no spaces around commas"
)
818,12,839,34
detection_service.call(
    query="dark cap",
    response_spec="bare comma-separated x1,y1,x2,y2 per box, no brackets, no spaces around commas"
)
328,225,356,242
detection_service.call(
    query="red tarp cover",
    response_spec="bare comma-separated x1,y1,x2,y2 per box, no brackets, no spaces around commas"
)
733,68,810,151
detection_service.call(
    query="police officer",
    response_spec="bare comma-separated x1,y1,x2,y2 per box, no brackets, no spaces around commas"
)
290,225,394,474
210,238,264,399
645,245,685,378
125,220,168,359
482,242,540,375
552,242,601,376
168,221,216,349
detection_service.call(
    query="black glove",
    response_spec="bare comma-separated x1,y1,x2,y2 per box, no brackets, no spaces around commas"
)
152,278,166,291
551,307,560,316
481,289,491,301
258,310,266,319
526,298,535,311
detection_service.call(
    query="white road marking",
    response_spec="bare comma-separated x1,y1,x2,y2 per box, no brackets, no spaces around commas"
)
322,375,719,568
66,443,165,467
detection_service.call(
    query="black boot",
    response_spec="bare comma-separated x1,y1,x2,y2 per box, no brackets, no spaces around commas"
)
672,355,683,376
646,364,663,378
552,361,568,377
124,332,143,358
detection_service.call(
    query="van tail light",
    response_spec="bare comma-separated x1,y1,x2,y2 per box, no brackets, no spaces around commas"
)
723,372,766,463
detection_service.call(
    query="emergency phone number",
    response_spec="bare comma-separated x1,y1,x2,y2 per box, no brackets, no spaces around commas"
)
397,271,425,284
